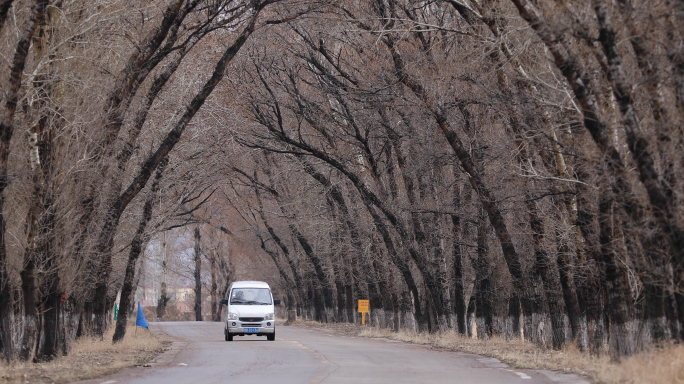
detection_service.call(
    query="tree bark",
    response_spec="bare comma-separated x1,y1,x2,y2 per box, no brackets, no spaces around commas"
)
0,0,15,32
0,0,49,361
598,188,637,357
527,199,566,348
575,165,608,354
37,276,61,360
113,159,166,342
554,227,587,350
194,227,202,322
156,231,168,320
466,292,477,338
19,259,37,360
451,182,467,334
475,208,493,339
210,249,219,322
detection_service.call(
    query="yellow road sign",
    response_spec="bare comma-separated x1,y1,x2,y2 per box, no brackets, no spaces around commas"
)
358,299,369,313
358,299,369,325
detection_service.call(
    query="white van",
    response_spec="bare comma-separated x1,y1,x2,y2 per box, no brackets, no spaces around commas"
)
221,281,280,341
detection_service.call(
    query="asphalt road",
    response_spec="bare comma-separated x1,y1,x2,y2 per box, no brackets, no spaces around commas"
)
76,322,591,384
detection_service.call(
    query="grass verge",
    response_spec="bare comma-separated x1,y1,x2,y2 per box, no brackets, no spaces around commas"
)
0,321,165,384
596,343,684,384
294,319,684,384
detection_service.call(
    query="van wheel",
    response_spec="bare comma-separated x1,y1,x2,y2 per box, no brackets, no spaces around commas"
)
225,332,233,341
267,332,275,341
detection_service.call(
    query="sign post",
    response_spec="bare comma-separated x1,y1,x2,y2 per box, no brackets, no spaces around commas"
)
358,299,369,325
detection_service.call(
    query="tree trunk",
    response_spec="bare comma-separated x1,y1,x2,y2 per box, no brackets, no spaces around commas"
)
527,200,567,349
475,209,493,339
156,234,168,321
19,0,64,361
210,249,218,322
345,284,354,325
467,294,477,338
0,0,49,361
113,159,165,342
555,228,587,350
642,284,670,343
157,282,168,320
364,202,425,327
19,259,37,360
598,192,637,357
37,279,61,360
451,181,467,334
194,227,202,322
452,232,467,335
375,260,394,327
0,0,16,32
573,161,610,354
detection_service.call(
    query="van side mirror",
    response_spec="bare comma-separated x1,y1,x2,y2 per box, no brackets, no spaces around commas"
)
274,299,281,306
220,299,228,306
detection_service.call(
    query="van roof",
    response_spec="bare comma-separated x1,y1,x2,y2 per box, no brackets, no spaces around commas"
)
230,281,271,289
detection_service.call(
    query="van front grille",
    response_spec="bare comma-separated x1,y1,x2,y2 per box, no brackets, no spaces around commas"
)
240,317,264,322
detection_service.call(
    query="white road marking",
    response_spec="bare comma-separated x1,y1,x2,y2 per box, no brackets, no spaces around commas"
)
504,369,531,379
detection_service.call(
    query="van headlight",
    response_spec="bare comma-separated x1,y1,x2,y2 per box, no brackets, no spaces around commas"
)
227,313,239,320
264,313,274,320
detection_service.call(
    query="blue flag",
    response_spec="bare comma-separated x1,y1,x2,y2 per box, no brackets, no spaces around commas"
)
136,301,149,329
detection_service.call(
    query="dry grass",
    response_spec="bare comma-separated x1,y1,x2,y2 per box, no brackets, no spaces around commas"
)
296,319,684,384
597,343,684,384
0,321,165,384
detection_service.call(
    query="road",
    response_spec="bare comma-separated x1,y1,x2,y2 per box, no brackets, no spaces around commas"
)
76,322,590,384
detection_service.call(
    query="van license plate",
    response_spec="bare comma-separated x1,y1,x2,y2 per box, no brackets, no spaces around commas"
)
244,327,258,333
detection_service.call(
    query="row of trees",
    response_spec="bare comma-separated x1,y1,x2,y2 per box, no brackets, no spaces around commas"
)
0,0,313,361
214,0,684,358
0,0,681,362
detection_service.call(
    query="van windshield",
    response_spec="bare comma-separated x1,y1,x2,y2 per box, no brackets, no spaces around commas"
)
229,288,272,305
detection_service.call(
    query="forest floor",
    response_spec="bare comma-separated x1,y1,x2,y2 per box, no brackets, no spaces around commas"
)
0,321,165,384
293,319,684,384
